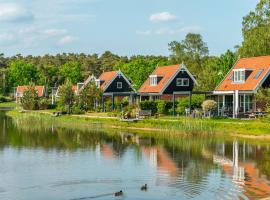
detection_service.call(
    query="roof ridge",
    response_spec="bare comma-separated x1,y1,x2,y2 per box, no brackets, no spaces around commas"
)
239,55,270,60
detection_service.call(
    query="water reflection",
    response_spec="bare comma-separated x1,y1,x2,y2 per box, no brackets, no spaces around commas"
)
0,112,270,200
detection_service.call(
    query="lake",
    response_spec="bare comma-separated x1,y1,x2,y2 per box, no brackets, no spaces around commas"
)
0,111,270,200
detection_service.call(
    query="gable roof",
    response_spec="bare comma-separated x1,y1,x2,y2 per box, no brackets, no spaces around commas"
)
98,70,134,92
215,56,270,92
139,64,197,94
16,86,45,97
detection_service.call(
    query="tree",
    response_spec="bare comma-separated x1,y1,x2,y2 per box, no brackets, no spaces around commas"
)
76,83,102,111
20,83,39,110
57,79,75,113
8,60,38,87
168,33,209,72
238,0,270,57
60,61,83,84
114,56,170,90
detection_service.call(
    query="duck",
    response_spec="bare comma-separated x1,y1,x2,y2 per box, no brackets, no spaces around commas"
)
114,190,123,196
141,184,147,191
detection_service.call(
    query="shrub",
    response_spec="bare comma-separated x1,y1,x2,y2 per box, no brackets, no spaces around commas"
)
72,105,85,114
139,101,157,115
177,95,204,115
202,100,217,111
0,95,12,103
20,85,39,110
157,100,166,114
38,98,49,110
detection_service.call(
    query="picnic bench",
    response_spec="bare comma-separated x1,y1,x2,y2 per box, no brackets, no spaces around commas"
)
136,110,152,119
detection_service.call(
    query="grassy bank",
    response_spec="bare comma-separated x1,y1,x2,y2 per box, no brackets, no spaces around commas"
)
5,109,270,138
0,102,17,108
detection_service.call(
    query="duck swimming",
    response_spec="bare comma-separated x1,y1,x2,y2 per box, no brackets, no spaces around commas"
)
114,190,123,196
141,184,147,191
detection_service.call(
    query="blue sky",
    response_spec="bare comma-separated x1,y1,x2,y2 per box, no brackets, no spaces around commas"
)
0,0,258,57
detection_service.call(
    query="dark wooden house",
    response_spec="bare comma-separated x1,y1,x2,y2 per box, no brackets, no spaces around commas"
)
139,64,197,101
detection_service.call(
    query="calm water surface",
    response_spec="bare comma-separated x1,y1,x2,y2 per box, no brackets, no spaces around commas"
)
0,112,270,200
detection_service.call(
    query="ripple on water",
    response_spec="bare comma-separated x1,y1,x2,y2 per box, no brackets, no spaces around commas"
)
0,188,5,193
51,179,123,187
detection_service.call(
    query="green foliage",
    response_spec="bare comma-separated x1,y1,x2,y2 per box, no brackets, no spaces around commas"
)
0,95,12,103
239,0,270,57
57,79,75,113
8,60,38,87
255,88,270,110
202,100,217,111
114,56,170,90
72,104,85,114
139,101,158,115
20,84,39,110
157,100,166,114
177,95,204,114
76,83,102,112
38,98,49,110
60,61,83,84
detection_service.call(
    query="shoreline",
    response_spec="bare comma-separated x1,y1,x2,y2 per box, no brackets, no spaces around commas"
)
4,109,270,140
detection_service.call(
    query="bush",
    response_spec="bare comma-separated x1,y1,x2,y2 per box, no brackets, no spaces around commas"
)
139,101,157,115
38,98,49,110
177,95,204,114
0,95,12,103
157,100,166,114
72,105,85,114
202,100,217,111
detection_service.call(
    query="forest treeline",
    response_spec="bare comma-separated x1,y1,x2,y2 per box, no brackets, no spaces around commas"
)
0,0,269,94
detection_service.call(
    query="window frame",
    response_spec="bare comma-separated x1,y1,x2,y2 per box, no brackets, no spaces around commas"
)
233,69,245,83
149,75,158,86
117,81,122,89
176,78,189,87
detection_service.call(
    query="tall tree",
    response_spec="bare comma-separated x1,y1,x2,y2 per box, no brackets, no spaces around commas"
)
57,79,75,114
239,0,270,57
8,60,38,87
59,61,83,84
168,33,209,72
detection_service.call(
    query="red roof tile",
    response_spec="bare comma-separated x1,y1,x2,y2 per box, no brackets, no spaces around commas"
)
98,71,118,90
139,64,181,93
216,56,270,91
16,86,45,97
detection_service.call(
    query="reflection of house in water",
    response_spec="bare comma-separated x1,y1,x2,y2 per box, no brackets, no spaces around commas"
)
214,141,270,199
143,146,178,176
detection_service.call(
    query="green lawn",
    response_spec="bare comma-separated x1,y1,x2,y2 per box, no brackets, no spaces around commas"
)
5,109,270,138
0,102,18,108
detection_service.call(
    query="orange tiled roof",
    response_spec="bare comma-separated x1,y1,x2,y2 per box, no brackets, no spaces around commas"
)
216,56,270,91
16,86,45,97
139,64,180,93
98,71,117,90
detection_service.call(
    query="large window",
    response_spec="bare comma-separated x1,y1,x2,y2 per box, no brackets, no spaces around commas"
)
176,78,189,86
150,75,157,86
233,70,245,83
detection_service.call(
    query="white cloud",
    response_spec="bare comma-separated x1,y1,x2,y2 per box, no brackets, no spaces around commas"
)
57,35,77,45
42,29,68,36
149,12,177,22
0,3,34,22
137,26,201,36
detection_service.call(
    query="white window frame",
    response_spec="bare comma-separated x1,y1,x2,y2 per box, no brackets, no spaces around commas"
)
150,75,157,86
95,79,100,88
176,78,189,86
117,82,122,89
233,69,245,83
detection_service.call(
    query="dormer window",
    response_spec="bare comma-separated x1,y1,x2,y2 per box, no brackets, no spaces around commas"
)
95,79,100,88
150,75,157,86
233,69,245,83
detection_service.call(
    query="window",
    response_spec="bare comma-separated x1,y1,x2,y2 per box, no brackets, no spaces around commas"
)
117,82,122,89
95,80,100,88
176,78,189,86
150,75,157,86
233,69,245,83
254,69,264,79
